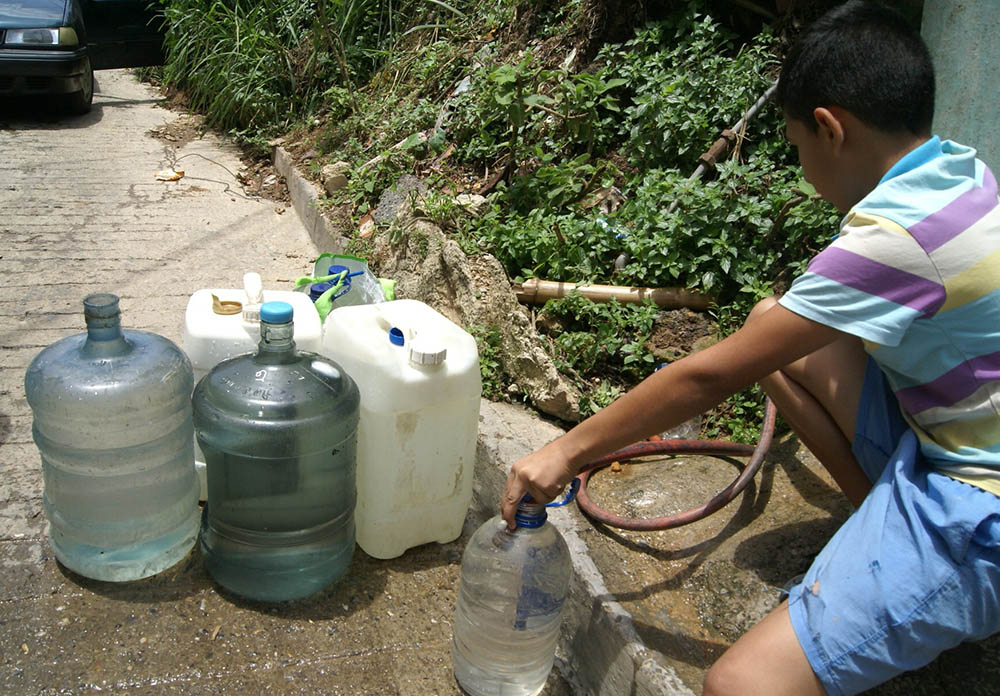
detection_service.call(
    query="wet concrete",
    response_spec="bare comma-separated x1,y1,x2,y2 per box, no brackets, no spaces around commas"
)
1,527,572,695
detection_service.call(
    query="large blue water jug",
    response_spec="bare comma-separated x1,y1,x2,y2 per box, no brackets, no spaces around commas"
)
23,293,200,581
192,301,360,601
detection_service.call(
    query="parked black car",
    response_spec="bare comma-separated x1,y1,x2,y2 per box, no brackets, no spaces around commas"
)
0,0,164,114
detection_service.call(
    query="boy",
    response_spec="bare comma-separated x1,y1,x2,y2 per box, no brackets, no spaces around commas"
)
500,2,1000,694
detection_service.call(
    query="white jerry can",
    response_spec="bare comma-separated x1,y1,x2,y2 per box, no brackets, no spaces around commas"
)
182,272,323,499
322,299,482,559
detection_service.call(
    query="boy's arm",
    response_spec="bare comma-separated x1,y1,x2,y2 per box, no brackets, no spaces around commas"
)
501,302,848,528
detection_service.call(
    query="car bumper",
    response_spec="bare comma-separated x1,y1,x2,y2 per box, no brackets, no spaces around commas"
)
0,47,89,96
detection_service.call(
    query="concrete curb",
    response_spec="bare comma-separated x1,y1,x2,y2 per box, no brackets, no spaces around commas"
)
272,147,688,695
273,146,343,254
472,401,693,696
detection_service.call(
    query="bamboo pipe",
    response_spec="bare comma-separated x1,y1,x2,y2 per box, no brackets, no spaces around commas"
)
514,278,714,311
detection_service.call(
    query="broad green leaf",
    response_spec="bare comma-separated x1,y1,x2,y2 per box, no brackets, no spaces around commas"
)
523,93,554,107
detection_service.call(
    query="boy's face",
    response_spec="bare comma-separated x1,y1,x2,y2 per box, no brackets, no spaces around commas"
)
784,113,851,212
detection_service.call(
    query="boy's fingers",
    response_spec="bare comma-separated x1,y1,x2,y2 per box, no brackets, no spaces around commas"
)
501,487,522,530
501,469,523,530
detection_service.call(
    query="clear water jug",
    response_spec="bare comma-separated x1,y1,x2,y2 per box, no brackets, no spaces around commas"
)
182,272,322,500
452,498,572,696
23,293,200,582
193,301,360,601
321,299,481,559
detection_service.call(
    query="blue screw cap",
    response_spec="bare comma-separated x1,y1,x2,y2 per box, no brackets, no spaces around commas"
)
260,301,294,324
309,281,333,301
389,327,405,346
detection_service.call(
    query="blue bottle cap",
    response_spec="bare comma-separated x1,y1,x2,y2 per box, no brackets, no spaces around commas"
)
389,327,404,346
309,281,333,301
514,495,548,528
260,301,293,324
327,265,353,292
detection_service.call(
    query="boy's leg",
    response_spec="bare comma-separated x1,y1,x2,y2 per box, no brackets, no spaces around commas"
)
712,299,1000,696
701,297,861,696
703,601,824,696
707,435,1000,696
747,297,871,506
699,296,869,696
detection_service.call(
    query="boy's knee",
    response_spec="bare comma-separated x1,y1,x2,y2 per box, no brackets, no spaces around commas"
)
745,295,782,325
702,658,742,696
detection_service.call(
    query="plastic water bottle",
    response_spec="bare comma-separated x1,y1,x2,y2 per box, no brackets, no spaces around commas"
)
452,497,572,696
23,293,200,582
193,301,360,601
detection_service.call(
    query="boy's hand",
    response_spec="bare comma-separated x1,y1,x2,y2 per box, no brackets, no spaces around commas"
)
501,443,577,530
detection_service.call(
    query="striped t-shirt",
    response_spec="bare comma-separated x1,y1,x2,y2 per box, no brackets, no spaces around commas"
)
779,136,1000,495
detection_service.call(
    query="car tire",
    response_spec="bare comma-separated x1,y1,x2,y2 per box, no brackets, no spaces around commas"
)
66,58,94,115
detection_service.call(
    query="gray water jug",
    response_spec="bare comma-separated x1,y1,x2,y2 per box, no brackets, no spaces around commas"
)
452,497,572,695
24,293,200,582
193,301,360,602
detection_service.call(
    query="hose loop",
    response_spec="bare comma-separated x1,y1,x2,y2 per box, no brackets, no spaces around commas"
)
574,397,777,531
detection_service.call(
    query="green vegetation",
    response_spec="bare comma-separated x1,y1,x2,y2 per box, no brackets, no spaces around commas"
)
538,292,660,415
154,0,844,439
469,325,507,402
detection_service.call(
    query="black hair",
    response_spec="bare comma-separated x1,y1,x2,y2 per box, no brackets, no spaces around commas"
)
775,0,935,135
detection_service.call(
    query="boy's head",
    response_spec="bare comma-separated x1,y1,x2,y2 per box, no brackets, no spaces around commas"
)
776,0,934,137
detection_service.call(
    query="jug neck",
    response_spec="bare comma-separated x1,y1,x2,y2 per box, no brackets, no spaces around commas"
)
82,293,129,357
256,319,297,363
515,497,548,529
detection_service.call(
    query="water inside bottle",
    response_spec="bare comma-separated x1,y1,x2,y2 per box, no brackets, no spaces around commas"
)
199,437,356,602
452,517,570,696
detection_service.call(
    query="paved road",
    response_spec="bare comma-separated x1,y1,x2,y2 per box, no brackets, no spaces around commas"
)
0,70,498,695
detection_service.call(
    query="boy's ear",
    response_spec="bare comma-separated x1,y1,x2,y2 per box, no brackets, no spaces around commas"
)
812,107,847,153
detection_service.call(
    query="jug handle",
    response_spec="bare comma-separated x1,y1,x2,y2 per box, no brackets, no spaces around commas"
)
545,478,580,508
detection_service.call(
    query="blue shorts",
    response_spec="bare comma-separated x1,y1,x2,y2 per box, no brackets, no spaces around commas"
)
786,358,1000,695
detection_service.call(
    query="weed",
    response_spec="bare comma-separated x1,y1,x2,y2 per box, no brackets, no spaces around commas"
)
579,380,625,418
539,292,659,417
469,324,507,400
344,232,379,261
702,388,766,444
412,229,431,258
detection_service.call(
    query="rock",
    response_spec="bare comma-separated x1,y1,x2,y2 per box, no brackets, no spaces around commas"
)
320,161,351,195
373,174,427,225
368,209,581,422
691,334,720,352
454,193,488,217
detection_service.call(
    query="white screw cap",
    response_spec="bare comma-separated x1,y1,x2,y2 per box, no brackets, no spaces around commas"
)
408,334,447,366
